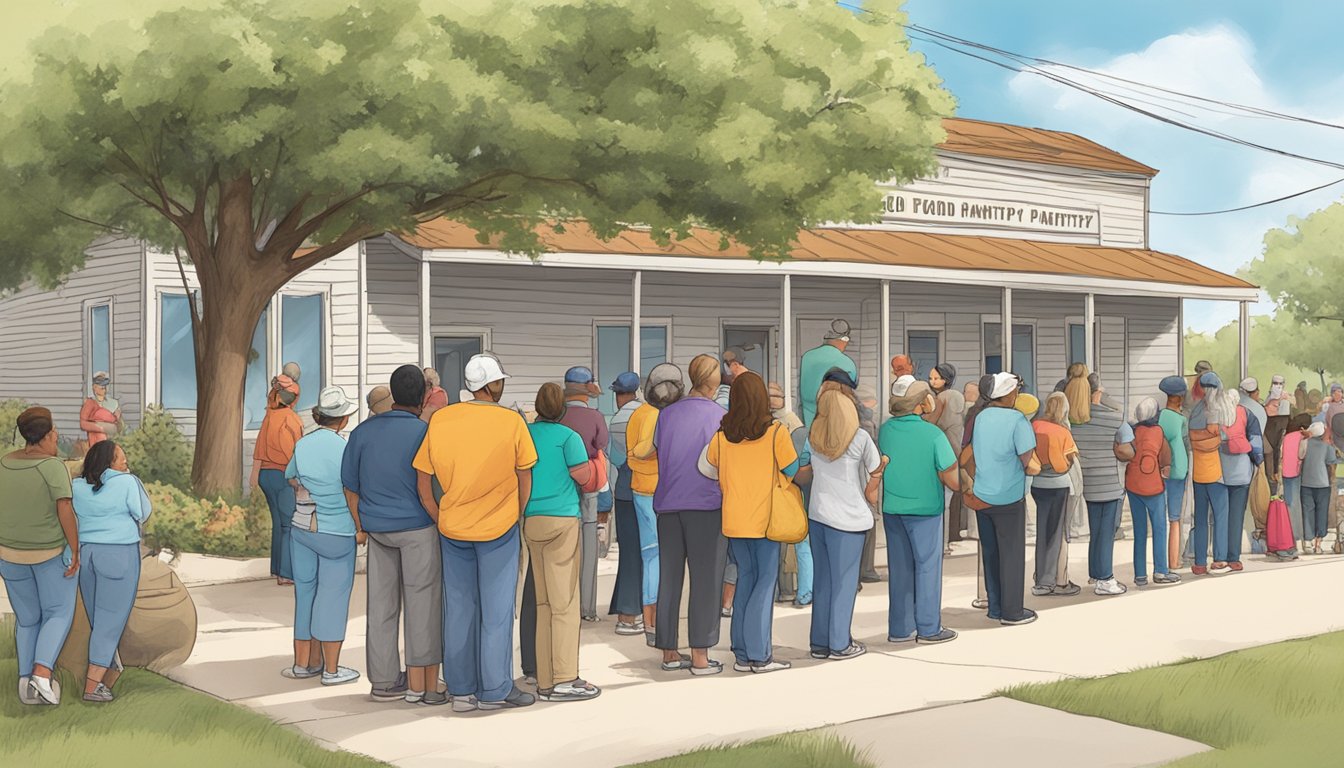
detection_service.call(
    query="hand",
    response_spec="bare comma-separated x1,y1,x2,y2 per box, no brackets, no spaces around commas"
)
597,512,610,526
64,550,80,578
356,531,368,546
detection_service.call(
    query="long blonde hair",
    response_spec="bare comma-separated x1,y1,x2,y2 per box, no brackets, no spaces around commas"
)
1064,363,1092,425
810,388,860,461
1037,391,1070,427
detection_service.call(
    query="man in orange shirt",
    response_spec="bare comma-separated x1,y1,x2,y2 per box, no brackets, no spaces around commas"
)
252,374,303,585
414,354,538,712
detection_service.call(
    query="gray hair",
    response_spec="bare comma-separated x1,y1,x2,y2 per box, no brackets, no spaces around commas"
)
1207,388,1239,426
1132,397,1159,424
646,363,685,410
423,368,440,388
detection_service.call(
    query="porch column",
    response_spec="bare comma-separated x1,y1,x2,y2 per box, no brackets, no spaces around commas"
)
631,270,643,377
782,274,793,413
1084,292,1096,372
1239,300,1250,380
880,280,891,415
357,242,369,421
1177,300,1186,375
1002,286,1014,372
419,259,432,368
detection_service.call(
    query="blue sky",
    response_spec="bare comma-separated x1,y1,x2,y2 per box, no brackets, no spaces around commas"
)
896,0,1344,332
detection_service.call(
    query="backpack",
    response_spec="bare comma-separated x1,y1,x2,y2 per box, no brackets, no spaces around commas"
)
1125,424,1165,497
1224,406,1251,455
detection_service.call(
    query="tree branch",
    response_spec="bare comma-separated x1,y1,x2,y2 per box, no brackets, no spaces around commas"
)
56,209,127,235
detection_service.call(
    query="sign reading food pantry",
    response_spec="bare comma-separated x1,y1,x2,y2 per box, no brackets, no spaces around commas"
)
880,190,1101,238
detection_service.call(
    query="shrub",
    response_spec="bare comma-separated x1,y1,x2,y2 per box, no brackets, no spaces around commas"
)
142,481,270,558
0,399,31,452
120,406,193,491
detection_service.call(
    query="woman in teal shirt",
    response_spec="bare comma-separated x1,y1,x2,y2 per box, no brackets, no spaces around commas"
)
71,440,152,703
522,383,600,703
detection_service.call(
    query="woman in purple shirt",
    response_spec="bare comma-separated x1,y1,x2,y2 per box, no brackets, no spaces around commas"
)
643,355,728,676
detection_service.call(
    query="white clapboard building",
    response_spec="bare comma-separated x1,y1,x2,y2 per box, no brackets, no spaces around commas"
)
0,118,1258,483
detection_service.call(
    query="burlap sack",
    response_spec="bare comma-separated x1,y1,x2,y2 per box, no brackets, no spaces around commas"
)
1249,463,1271,531
57,553,197,676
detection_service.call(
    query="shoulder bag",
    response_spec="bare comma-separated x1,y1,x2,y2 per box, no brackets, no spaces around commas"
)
763,424,808,544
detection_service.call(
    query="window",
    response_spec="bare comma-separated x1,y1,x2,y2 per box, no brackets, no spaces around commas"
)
1067,321,1102,368
983,322,1035,394
159,294,198,409
434,336,484,405
907,331,940,382
281,294,324,411
243,308,270,429
595,324,669,417
87,303,111,391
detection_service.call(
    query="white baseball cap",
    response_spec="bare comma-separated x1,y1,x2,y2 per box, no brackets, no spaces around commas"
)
890,374,917,397
989,372,1021,399
315,385,359,418
464,354,510,392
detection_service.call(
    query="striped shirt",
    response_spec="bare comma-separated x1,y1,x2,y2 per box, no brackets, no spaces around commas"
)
1074,403,1125,503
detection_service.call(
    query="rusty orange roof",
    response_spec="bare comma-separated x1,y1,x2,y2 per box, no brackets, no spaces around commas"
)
940,118,1158,177
400,219,1253,291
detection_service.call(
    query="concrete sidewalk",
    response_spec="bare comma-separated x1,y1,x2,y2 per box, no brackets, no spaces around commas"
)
162,537,1344,768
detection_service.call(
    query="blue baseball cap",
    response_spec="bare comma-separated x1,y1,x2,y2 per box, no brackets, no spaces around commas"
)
1158,375,1187,396
1198,371,1222,389
823,367,858,389
564,366,595,385
610,371,640,394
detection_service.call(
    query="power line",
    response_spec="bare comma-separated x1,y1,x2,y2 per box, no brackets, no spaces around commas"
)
1149,176,1344,216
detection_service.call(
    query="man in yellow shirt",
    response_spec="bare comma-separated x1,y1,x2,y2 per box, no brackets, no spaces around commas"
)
414,354,538,712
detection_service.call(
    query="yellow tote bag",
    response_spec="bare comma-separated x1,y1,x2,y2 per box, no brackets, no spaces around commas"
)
765,424,809,544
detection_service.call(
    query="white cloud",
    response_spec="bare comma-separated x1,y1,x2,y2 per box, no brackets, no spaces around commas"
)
1005,24,1344,332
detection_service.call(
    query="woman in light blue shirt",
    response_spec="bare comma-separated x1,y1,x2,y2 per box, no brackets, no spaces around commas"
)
284,386,361,686
71,440,152,703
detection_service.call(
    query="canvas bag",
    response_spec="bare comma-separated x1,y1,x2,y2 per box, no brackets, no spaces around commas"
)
1125,424,1166,497
762,424,808,544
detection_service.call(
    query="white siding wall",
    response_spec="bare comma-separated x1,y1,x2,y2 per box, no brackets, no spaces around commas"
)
0,236,144,437
1104,296,1182,415
365,239,421,386
878,152,1150,248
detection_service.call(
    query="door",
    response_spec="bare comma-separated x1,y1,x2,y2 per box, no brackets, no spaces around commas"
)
434,336,484,403
907,330,941,382
983,322,1036,394
594,323,669,417
722,325,773,382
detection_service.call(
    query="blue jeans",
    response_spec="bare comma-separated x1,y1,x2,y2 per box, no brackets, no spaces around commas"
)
1086,499,1121,580
795,536,814,601
808,522,863,653
1225,483,1250,563
1127,493,1167,579
441,525,520,702
728,537,780,665
884,513,944,639
291,528,356,642
1282,475,1303,542
1193,482,1230,565
259,469,295,580
633,493,660,606
79,543,141,668
0,553,77,677
1164,478,1186,522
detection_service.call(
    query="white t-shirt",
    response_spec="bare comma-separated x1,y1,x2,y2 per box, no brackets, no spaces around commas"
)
807,430,881,532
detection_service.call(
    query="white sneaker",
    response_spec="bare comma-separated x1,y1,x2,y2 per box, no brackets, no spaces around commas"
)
749,660,793,674
1030,585,1053,597
320,667,362,686
1093,578,1127,596
18,676,38,705
452,695,479,713
28,675,59,705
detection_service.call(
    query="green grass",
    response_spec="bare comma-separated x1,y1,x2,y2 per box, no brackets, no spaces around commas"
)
1003,631,1344,767
0,617,389,768
629,733,873,768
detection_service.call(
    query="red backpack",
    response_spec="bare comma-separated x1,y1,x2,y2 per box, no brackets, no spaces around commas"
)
1224,406,1251,455
1125,424,1166,497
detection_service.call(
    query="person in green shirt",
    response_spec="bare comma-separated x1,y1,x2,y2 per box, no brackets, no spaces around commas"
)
520,383,600,703
879,379,960,646
0,406,81,706
799,319,859,428
1158,376,1190,573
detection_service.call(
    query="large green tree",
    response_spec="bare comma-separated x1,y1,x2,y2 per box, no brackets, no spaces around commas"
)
1244,202,1344,380
0,0,952,493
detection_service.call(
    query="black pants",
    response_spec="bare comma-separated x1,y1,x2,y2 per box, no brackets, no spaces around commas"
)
655,509,728,651
978,499,1027,622
608,498,643,617
1030,486,1069,588
520,563,536,677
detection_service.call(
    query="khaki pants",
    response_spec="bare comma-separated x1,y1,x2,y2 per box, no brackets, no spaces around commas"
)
524,515,582,691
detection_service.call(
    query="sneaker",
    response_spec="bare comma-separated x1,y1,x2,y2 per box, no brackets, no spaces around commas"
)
795,593,813,607
971,598,989,609
281,664,323,680
732,661,754,673
1275,551,1299,562
888,632,917,644
1087,578,1097,584
1094,578,1128,596
28,675,59,705
860,571,883,584
581,615,600,623
538,679,601,702
1050,582,1081,597
321,667,362,686
810,649,830,660
82,682,114,703
645,631,657,648
690,663,724,677
1153,572,1182,584
451,695,479,713
749,660,793,674
1134,576,1148,587
418,690,449,706
523,675,537,686
372,672,409,702
1192,564,1209,575
1030,585,1054,597
829,643,867,661
918,629,959,645
615,620,645,636
1228,561,1244,572
1000,609,1038,626
480,686,535,710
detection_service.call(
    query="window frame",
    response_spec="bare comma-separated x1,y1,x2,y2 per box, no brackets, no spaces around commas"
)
905,328,944,382
592,317,672,417
980,314,1038,394
82,297,115,397
722,319,779,383
1064,315,1104,372
155,289,201,411
276,285,333,416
